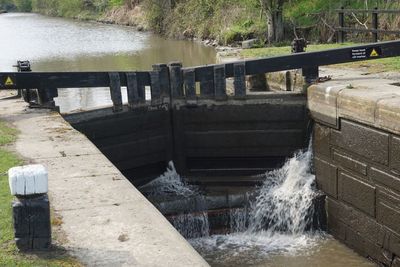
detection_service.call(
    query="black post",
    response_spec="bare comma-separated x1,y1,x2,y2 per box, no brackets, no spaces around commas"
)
168,62,183,99
285,71,292,91
233,62,246,98
199,66,215,97
152,64,172,105
9,165,51,251
13,195,51,250
372,7,379,42
338,7,345,43
151,64,170,103
183,69,196,101
126,72,142,108
214,65,227,101
302,66,319,93
108,72,123,112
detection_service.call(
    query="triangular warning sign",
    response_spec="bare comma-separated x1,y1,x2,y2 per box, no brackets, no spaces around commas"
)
370,49,379,57
4,76,14,86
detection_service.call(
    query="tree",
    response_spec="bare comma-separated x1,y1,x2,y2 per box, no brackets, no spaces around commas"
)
14,0,32,11
260,0,285,43
0,0,15,10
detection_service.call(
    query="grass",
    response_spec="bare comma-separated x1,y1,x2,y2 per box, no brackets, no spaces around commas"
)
0,120,82,267
240,42,400,73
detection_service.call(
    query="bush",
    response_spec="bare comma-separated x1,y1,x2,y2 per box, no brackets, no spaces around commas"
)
14,0,31,11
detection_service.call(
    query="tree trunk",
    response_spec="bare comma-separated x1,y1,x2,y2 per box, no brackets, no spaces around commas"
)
274,10,284,42
267,12,274,44
263,0,285,44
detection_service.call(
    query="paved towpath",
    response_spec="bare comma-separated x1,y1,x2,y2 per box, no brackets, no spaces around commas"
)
0,91,209,267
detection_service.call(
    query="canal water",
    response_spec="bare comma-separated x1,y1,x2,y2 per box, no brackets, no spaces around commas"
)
1,12,376,267
0,12,216,112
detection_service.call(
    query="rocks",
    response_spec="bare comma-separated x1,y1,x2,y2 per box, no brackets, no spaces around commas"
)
202,39,219,47
242,38,259,49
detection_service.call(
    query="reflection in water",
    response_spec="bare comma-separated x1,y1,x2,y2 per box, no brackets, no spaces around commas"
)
0,13,216,112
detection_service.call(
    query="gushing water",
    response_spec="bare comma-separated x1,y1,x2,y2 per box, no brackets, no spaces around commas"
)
142,144,326,265
169,212,210,239
140,161,198,197
247,143,316,234
190,143,324,265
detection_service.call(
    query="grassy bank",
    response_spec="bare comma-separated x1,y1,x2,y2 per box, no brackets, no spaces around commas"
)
241,42,400,72
0,120,81,266
3,0,400,45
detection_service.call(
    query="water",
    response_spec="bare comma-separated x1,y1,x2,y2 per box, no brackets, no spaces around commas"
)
0,13,216,112
140,162,198,198
145,147,376,267
247,145,316,234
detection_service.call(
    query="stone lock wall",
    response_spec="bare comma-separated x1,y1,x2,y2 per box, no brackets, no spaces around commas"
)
309,80,400,266
314,120,400,266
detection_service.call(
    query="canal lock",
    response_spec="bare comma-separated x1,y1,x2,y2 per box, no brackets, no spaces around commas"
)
139,161,327,240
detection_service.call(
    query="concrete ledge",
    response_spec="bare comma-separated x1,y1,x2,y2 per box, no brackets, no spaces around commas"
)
308,77,400,135
0,96,209,267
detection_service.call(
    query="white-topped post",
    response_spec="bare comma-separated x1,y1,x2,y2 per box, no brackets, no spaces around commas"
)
8,164,51,250
8,164,48,196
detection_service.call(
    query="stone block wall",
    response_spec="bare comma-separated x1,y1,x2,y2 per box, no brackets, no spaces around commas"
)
314,119,400,266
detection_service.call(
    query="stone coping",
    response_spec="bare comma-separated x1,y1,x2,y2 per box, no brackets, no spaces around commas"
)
0,95,209,267
308,77,400,135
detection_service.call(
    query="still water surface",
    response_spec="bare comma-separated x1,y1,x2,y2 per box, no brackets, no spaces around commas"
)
1,12,376,267
0,13,216,112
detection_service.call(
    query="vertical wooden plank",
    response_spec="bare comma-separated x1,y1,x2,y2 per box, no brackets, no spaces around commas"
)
199,66,215,97
108,72,123,112
214,65,227,101
233,62,246,98
172,109,187,175
372,7,379,42
152,64,170,101
136,73,146,102
126,72,140,108
169,62,183,98
183,68,196,100
150,71,162,105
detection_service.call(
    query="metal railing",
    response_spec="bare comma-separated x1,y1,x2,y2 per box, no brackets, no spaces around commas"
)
337,7,400,43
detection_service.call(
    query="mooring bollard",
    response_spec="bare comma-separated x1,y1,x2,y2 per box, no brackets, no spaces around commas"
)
8,165,51,251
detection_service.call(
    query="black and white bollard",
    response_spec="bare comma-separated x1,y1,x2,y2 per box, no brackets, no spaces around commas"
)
8,165,51,251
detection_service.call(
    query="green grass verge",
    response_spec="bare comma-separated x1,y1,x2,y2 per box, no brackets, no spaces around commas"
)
0,121,17,146
241,43,400,72
0,121,81,267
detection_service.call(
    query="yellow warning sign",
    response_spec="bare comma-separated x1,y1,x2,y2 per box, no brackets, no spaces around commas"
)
4,76,14,86
370,49,379,57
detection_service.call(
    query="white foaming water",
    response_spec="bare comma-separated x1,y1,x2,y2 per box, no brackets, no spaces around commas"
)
191,143,322,262
141,161,198,197
247,142,316,233
170,212,210,239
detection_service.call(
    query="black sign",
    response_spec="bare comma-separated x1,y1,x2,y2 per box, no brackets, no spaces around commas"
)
351,47,382,59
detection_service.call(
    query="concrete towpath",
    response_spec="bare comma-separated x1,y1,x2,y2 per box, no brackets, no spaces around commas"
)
0,91,209,267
